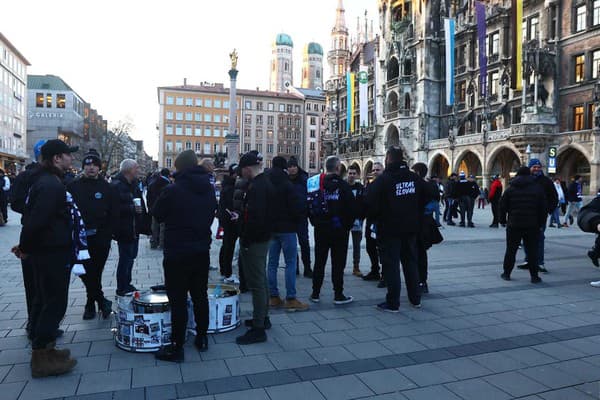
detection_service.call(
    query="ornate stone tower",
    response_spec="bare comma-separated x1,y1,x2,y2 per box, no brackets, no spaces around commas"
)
328,0,350,82
301,42,324,90
270,33,294,92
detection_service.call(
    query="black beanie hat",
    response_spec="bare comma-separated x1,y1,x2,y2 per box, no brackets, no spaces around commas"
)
287,157,299,168
272,156,288,169
174,150,198,171
82,149,102,168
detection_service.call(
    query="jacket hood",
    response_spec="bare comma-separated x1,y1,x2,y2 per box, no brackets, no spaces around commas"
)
323,173,343,190
511,175,535,188
269,167,289,185
289,168,308,183
386,162,409,175
173,166,212,194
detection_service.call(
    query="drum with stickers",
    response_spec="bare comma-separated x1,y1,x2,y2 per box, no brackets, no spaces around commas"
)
187,284,240,334
114,290,172,352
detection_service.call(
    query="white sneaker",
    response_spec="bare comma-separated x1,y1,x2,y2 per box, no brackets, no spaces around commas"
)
590,281,600,288
224,274,240,284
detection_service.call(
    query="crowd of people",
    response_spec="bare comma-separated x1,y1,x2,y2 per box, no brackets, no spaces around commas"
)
4,138,597,375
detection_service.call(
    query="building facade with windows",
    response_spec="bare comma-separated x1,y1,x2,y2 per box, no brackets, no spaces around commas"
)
292,88,326,174
0,33,29,173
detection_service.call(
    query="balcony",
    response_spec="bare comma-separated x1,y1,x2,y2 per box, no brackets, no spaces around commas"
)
386,78,399,88
400,75,414,85
385,110,399,120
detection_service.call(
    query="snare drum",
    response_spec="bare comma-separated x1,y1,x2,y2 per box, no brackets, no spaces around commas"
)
187,284,241,334
114,291,172,353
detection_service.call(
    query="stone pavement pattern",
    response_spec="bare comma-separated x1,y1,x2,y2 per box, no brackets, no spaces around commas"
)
0,207,600,399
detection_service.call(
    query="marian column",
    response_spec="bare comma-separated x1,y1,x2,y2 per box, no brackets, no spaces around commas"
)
225,49,240,164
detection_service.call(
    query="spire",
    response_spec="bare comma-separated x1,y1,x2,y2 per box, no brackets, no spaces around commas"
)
334,0,348,34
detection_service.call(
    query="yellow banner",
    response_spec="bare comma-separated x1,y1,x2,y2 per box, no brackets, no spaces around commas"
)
515,0,523,90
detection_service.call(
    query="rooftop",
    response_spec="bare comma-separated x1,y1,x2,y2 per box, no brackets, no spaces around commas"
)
0,32,30,66
275,33,293,47
27,74,75,91
158,84,304,101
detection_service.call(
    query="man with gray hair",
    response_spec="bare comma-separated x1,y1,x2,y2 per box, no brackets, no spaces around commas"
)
308,156,356,305
111,159,148,296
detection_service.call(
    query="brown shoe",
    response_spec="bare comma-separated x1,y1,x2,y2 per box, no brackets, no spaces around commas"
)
284,298,309,312
47,341,70,360
353,264,362,277
269,296,284,308
31,348,77,378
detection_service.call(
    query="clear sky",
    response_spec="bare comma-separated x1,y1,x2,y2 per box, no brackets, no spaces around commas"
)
2,0,379,158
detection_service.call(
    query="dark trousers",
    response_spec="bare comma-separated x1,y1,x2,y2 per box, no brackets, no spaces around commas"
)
30,250,71,349
150,217,164,248
312,227,349,297
459,196,474,224
595,234,600,252
80,235,111,303
379,234,421,308
116,238,139,292
21,257,35,330
219,224,238,278
503,226,540,278
417,239,428,284
491,200,500,225
164,252,209,348
240,241,270,328
297,219,311,270
351,230,362,266
0,191,7,222
365,222,380,274
478,198,486,209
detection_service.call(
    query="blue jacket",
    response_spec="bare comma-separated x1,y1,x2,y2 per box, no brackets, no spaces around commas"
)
153,166,216,258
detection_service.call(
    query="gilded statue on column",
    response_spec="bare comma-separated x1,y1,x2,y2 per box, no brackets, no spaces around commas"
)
229,49,238,70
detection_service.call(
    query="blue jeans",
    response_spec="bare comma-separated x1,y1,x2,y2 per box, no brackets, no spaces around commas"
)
117,238,139,292
426,201,441,225
550,206,561,227
267,233,298,299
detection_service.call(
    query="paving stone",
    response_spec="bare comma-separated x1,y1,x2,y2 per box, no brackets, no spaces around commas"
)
314,318,355,332
20,374,81,400
398,362,457,386
266,381,325,400
521,364,584,389
175,381,209,398
411,333,459,349
180,359,231,382
379,337,426,354
307,345,357,365
281,322,322,336
435,357,493,380
205,376,250,395
552,359,600,382
0,348,30,365
533,342,588,361
0,381,26,400
267,350,317,370
78,369,132,395
444,378,512,400
402,385,462,400
313,374,374,400
225,355,275,376
199,343,244,361
376,354,416,368
331,358,382,375
357,369,417,394
484,371,549,397
344,342,391,359
444,343,486,357
274,335,321,351
311,331,355,346
538,387,596,400
345,328,389,342
146,384,177,400
131,364,182,388
294,364,338,381
406,348,454,363
73,355,110,374
247,369,300,388
500,347,558,367
574,382,600,398
214,388,270,400
469,351,528,373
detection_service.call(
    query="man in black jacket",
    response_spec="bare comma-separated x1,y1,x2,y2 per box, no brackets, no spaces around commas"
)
517,159,558,273
499,166,546,283
266,157,307,312
218,163,242,284
111,159,148,296
17,139,78,377
288,157,312,278
152,150,216,362
236,151,275,345
367,147,425,312
147,168,171,249
68,149,118,320
443,173,458,225
363,162,384,283
347,165,365,277
309,156,355,305
455,171,478,227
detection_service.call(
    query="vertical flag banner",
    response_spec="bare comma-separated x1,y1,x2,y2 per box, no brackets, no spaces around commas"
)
359,66,368,127
346,72,355,132
444,18,455,106
511,0,523,89
475,1,487,98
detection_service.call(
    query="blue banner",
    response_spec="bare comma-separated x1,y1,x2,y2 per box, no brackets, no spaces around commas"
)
475,1,487,98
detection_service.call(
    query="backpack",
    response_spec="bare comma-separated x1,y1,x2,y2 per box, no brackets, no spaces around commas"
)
307,173,328,218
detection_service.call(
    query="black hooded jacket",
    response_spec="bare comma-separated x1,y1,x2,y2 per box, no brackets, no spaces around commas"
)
110,173,147,242
289,168,309,218
240,172,275,246
499,175,547,229
11,162,41,221
309,173,355,232
533,173,558,215
217,174,237,227
152,166,216,258
366,162,425,236
267,167,302,233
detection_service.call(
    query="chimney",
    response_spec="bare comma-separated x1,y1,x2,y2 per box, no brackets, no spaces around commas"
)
184,78,187,86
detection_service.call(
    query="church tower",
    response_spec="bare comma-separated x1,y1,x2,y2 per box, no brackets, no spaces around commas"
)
328,0,350,82
270,33,294,92
301,42,324,90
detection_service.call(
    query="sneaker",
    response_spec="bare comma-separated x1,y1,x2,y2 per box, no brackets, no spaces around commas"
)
590,281,600,288
244,317,272,329
500,273,511,281
419,282,429,294
377,280,387,288
362,271,381,281
116,289,134,297
224,274,240,284
376,302,399,313
531,276,542,284
334,295,353,305
284,298,309,312
236,328,267,345
516,263,529,270
588,251,599,267
269,296,284,308
538,265,548,273
155,345,184,363
309,293,320,303
411,302,422,309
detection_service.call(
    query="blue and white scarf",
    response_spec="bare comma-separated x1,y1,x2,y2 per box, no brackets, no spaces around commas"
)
66,191,89,274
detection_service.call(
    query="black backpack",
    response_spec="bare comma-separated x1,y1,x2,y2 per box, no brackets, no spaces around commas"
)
307,174,328,218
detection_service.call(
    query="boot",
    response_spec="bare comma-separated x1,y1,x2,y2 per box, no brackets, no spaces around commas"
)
352,263,362,277
236,328,267,345
97,297,113,319
47,341,70,360
194,334,209,352
82,299,96,320
31,347,77,378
